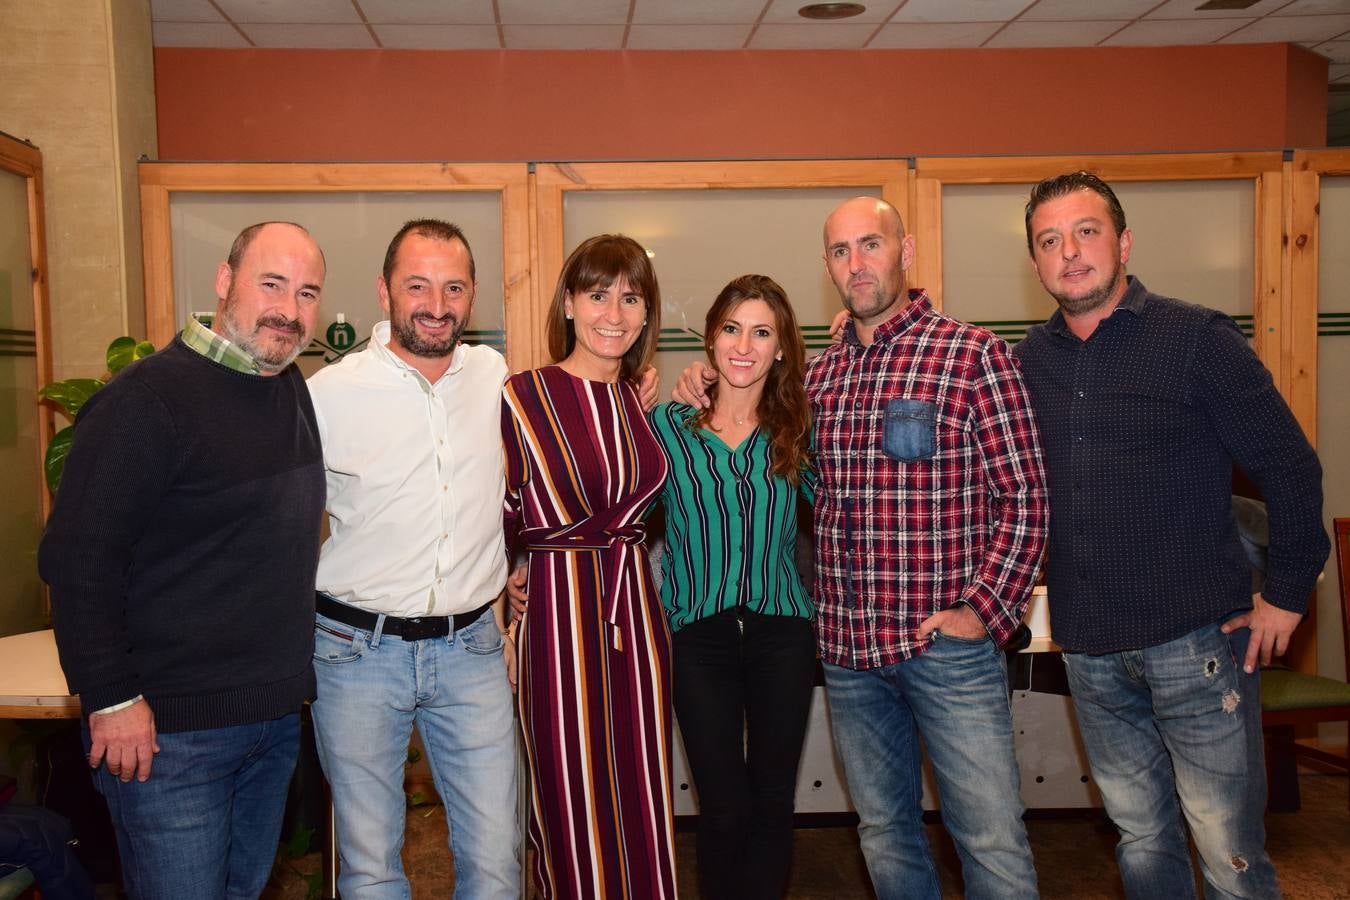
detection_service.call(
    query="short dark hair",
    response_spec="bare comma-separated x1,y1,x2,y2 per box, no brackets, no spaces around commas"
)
226,221,320,273
545,234,660,384
382,219,476,285
1024,172,1127,256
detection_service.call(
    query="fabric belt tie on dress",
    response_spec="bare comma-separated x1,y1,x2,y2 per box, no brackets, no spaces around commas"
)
316,592,491,641
522,523,647,653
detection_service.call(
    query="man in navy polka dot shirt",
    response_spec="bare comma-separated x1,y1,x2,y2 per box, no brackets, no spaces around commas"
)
1015,172,1329,900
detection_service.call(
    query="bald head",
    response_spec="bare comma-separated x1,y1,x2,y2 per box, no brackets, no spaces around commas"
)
822,196,916,338
824,197,905,246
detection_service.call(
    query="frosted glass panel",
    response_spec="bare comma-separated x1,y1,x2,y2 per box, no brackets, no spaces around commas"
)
170,192,505,376
0,168,45,637
564,188,877,388
942,180,1255,341
1316,176,1350,693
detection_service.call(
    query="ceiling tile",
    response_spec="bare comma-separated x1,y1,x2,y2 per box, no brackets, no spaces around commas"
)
892,0,1034,24
1220,14,1350,43
985,19,1128,47
1019,0,1159,20
242,23,376,47
1102,18,1255,45
1316,39,1350,61
501,24,626,48
217,0,360,23
750,22,877,48
498,0,628,25
762,0,900,24
1331,62,1350,79
626,24,753,49
870,21,1003,48
373,24,501,49
152,21,250,46
632,0,767,25
358,0,495,25
151,0,225,23
1146,0,1295,19
1273,0,1350,14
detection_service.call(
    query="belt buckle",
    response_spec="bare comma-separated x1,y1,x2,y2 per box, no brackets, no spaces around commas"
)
400,616,446,641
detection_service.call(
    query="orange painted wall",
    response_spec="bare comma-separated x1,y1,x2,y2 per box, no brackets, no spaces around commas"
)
154,43,1326,162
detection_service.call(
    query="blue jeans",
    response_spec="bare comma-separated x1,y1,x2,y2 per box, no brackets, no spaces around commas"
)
88,712,300,900
1064,623,1279,900
823,632,1037,900
311,607,519,900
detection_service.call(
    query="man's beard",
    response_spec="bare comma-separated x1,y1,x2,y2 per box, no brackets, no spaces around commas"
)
1051,263,1124,318
218,296,309,374
391,310,465,358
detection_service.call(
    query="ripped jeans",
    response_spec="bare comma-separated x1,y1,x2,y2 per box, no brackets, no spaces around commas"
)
1064,622,1279,900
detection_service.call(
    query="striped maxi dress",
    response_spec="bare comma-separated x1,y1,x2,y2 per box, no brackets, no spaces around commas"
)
501,365,676,900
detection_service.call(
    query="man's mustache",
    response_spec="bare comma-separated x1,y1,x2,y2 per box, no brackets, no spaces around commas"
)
255,315,303,335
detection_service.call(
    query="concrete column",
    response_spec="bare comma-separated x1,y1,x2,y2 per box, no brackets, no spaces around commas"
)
0,0,157,380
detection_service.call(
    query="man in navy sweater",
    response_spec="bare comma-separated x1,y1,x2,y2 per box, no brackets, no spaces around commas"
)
1015,173,1328,899
39,222,328,900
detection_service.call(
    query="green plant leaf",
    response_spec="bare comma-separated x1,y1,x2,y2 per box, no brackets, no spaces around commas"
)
37,378,104,420
407,790,428,807
304,872,324,900
107,336,156,374
406,746,422,765
44,426,74,494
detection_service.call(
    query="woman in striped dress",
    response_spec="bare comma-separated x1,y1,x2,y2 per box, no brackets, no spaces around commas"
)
501,234,675,900
650,275,817,900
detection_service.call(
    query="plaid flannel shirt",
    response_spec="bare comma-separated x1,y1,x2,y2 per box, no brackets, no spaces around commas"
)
806,291,1048,670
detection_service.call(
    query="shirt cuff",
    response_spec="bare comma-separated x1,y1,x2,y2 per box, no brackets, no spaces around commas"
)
92,695,143,716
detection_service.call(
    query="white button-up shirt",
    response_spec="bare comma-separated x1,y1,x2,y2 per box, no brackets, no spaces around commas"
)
308,322,508,617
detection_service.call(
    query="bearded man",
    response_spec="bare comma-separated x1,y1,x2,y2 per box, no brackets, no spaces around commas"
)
40,221,327,900
305,219,521,899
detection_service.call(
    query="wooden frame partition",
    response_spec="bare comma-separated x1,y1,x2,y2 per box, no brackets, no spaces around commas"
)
139,163,534,371
530,159,909,369
0,132,54,519
1289,149,1350,448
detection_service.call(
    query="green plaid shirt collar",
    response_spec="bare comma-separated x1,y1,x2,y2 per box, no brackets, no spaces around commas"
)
181,315,261,375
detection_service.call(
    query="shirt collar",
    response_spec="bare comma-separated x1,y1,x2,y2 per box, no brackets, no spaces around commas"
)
369,320,466,384
842,289,933,348
1045,275,1147,338
180,315,262,374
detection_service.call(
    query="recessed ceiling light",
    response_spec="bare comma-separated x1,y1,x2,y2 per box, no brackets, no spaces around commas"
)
798,3,867,21
1194,0,1261,10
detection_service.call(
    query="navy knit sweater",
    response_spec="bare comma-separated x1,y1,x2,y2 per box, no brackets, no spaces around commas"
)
39,338,325,732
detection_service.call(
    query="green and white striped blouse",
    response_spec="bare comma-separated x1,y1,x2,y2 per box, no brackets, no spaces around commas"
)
650,401,817,632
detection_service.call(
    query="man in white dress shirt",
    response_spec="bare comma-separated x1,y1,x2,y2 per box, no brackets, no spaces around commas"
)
307,219,518,899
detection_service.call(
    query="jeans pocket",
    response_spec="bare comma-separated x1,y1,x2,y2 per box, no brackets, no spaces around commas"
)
932,629,993,647
882,398,936,461
460,616,505,655
314,621,363,664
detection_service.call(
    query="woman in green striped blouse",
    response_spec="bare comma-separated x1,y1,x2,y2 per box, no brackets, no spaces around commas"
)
650,274,817,900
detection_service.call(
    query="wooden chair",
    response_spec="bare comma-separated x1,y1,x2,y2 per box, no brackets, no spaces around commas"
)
1261,517,1350,811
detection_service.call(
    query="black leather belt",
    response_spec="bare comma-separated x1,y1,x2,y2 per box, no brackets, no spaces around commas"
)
316,592,491,641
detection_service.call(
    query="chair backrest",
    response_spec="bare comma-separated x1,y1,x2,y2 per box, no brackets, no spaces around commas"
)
1335,518,1350,682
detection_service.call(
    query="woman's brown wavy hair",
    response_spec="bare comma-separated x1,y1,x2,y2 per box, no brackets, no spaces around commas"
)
690,274,812,486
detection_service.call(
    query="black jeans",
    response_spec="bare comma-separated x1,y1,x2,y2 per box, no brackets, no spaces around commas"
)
672,608,816,900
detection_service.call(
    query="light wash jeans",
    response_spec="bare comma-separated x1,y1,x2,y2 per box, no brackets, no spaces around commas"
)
1064,622,1280,900
88,712,299,900
823,631,1038,900
311,607,519,900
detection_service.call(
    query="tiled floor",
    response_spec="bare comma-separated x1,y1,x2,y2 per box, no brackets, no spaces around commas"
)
264,771,1349,898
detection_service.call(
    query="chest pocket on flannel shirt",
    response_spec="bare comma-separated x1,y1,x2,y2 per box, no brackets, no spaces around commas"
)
882,398,937,462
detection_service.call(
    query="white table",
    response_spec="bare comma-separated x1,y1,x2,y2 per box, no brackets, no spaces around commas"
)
0,629,79,719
